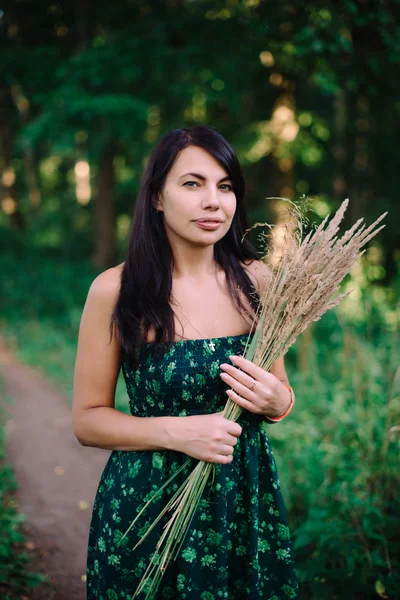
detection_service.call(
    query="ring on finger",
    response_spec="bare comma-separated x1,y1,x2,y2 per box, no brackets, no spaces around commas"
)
249,378,256,392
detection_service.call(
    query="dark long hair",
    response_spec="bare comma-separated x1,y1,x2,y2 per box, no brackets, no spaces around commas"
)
112,125,260,366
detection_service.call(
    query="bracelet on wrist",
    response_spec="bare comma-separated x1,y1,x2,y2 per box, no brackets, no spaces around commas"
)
264,385,295,423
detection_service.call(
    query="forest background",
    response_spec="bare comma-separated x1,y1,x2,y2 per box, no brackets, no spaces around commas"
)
0,1,399,598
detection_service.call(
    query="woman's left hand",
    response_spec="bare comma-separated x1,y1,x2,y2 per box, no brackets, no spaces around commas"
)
219,354,291,419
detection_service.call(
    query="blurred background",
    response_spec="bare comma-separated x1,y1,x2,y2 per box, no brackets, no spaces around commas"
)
0,1,399,598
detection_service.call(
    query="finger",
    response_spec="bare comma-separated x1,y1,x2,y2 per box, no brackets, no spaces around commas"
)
220,363,256,391
220,371,256,402
228,355,267,380
226,389,261,415
215,454,233,464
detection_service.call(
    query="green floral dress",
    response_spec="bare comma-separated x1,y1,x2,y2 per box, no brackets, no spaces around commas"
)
86,334,299,600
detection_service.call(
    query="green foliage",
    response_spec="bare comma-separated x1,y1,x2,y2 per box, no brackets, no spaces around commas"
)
1,0,399,276
0,249,100,395
0,249,129,405
0,386,47,598
268,315,400,599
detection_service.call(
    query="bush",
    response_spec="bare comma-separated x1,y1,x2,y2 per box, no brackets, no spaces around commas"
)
267,317,400,599
0,390,46,598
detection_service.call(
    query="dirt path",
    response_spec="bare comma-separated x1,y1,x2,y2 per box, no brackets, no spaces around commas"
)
0,338,110,599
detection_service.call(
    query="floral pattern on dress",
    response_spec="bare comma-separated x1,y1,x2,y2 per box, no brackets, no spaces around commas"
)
86,334,299,599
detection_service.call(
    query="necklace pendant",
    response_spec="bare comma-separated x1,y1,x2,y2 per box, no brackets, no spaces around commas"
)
209,341,216,352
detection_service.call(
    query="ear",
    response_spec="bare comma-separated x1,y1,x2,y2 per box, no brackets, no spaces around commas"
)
153,194,163,213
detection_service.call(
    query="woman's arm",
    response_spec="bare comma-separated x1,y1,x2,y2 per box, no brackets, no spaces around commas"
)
269,355,290,389
72,266,180,452
240,258,293,414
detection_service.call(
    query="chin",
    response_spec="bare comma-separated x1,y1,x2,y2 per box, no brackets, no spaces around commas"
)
194,233,227,247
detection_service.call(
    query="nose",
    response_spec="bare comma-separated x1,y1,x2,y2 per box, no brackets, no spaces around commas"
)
201,186,220,210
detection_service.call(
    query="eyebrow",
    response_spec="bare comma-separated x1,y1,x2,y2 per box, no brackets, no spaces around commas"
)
179,172,232,183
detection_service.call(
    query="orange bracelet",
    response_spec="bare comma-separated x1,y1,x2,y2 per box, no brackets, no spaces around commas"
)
264,385,295,423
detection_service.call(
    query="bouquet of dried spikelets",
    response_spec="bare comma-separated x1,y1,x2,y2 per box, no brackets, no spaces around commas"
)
120,198,387,600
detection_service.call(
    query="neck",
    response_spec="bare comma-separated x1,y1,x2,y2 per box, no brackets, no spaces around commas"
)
170,240,218,281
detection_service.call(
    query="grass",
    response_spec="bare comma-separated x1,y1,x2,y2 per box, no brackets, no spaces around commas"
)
0,251,129,410
0,381,47,599
267,314,400,599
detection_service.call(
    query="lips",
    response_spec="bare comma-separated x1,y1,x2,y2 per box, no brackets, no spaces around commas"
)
194,218,222,224
194,219,222,231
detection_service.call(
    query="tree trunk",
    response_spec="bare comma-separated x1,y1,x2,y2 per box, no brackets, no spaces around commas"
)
92,142,117,269
74,0,95,52
10,84,41,211
332,88,348,203
0,85,25,230
348,94,372,226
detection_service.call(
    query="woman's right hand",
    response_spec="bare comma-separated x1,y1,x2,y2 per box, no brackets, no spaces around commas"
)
171,412,242,464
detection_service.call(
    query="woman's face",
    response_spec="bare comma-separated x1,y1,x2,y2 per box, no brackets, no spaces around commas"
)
156,145,237,248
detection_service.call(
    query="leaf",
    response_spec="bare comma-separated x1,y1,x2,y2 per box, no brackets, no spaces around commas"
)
375,580,388,598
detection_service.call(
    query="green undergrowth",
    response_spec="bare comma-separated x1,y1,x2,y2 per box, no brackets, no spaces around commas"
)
0,250,129,410
267,314,400,599
1,250,400,598
0,385,47,598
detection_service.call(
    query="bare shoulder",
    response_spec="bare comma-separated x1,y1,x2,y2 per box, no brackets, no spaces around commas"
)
74,265,125,422
240,258,272,294
87,262,124,306
79,263,125,344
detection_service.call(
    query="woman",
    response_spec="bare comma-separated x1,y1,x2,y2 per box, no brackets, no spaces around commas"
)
73,126,299,599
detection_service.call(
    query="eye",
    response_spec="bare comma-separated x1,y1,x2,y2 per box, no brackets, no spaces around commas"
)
183,181,200,188
219,184,233,191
